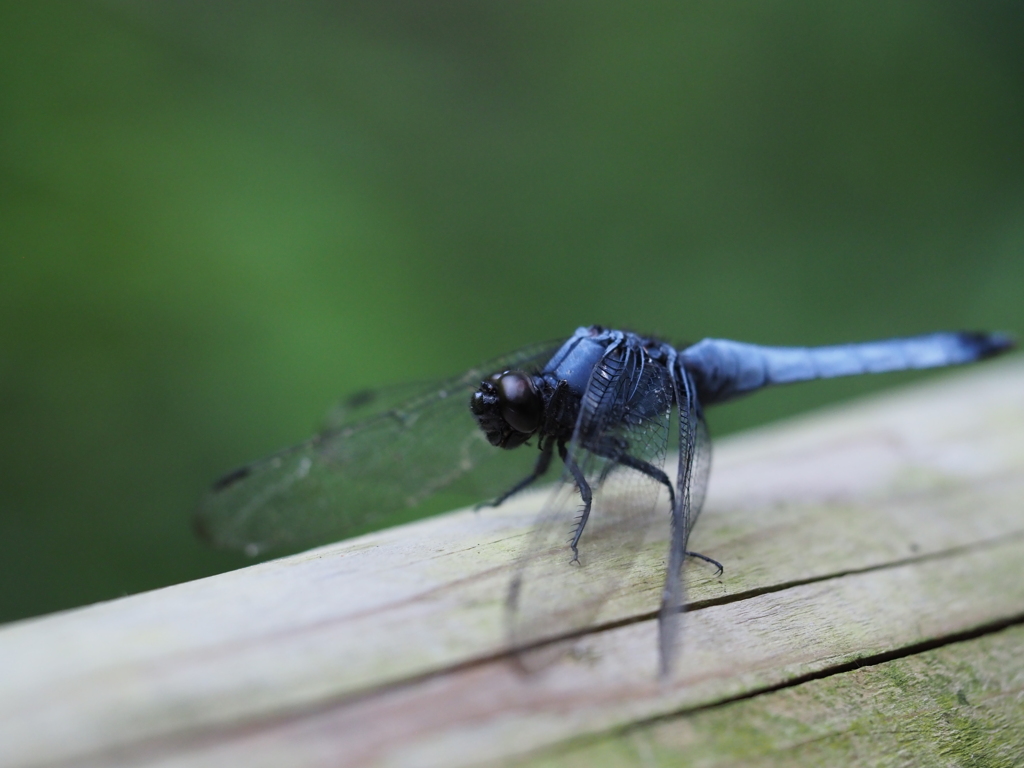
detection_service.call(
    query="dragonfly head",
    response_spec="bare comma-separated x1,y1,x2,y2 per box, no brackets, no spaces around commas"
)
470,370,544,449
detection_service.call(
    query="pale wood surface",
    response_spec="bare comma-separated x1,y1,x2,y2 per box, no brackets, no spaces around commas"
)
519,625,1024,767
1,358,1022,768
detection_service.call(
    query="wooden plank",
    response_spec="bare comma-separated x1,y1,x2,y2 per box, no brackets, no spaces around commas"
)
0,357,1021,767
516,624,1024,767
65,536,1019,768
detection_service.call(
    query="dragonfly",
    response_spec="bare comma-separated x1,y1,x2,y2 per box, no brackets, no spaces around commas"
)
196,326,1013,676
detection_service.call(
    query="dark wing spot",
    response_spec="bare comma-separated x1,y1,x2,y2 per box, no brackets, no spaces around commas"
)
210,465,252,492
345,389,377,409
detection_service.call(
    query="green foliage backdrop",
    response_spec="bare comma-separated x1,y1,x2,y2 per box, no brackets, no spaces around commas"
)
2,1,1022,623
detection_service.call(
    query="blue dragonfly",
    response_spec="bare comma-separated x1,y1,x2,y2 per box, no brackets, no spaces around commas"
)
197,327,1013,676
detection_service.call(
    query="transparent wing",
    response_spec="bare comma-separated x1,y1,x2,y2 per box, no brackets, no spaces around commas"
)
688,415,712,536
507,345,674,666
658,368,712,677
195,341,560,554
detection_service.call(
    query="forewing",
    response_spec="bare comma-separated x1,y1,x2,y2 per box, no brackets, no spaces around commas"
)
195,341,560,554
507,346,674,665
658,369,712,677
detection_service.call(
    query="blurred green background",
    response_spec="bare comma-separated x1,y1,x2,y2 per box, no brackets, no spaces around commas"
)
2,1,1022,624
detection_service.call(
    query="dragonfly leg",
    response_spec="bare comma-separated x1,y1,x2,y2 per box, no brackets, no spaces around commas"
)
685,550,724,577
560,440,592,564
476,436,555,510
591,437,676,511
594,450,718,575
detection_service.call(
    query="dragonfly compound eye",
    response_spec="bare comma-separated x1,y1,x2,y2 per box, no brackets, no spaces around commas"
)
496,371,543,434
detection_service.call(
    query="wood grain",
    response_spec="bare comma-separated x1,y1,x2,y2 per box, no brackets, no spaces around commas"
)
1,357,1021,767
517,625,1024,767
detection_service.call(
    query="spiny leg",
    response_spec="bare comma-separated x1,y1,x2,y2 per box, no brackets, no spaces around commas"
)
560,441,592,564
601,452,717,578
590,443,721,576
685,551,724,577
612,452,676,511
592,437,676,511
476,436,554,510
